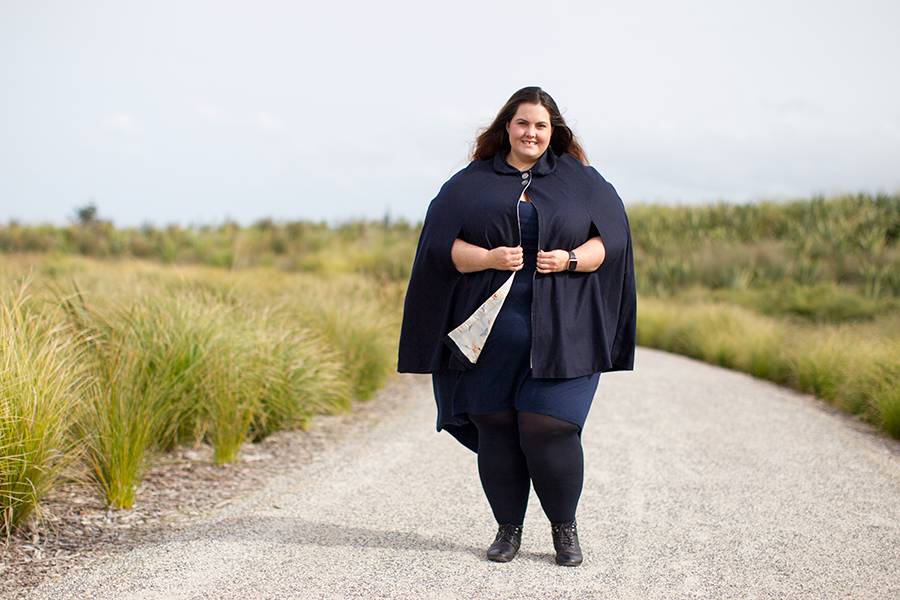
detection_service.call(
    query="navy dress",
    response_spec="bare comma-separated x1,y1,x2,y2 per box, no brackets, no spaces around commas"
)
433,200,601,452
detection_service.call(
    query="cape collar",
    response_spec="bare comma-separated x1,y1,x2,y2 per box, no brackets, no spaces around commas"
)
492,149,558,176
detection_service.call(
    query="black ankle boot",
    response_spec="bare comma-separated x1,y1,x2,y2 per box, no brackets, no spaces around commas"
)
551,519,582,566
487,524,523,562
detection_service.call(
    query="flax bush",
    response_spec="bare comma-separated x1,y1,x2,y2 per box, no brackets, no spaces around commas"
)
630,193,900,298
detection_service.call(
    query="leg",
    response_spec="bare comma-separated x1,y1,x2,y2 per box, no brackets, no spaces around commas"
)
469,409,531,562
468,410,531,525
517,411,585,565
516,411,584,524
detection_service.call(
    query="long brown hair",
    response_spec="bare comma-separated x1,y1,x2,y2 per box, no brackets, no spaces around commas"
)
471,87,588,165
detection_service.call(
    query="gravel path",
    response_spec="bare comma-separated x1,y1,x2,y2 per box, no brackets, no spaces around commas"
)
28,347,900,599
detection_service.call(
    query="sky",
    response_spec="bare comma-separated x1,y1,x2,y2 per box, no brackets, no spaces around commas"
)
1,0,898,227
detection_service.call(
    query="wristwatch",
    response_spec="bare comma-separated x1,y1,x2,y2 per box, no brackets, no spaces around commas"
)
567,251,578,272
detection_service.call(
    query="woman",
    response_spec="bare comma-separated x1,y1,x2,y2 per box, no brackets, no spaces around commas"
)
398,87,636,566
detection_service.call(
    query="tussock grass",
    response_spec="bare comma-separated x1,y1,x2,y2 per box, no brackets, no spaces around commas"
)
243,316,349,441
0,258,401,514
63,284,224,506
631,193,900,440
0,281,83,531
630,193,900,300
636,297,792,384
638,297,900,437
278,277,397,401
1,217,420,281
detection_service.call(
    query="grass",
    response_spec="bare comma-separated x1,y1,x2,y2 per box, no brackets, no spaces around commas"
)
0,215,420,279
63,284,225,507
0,280,84,532
628,192,900,440
629,193,900,300
0,257,402,512
2,192,900,521
637,296,900,437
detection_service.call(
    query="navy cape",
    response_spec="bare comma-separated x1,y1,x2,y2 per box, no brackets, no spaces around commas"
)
398,150,637,446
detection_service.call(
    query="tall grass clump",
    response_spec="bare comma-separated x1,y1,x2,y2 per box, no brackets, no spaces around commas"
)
873,378,900,440
789,324,900,421
200,309,351,464
241,311,350,442
199,332,257,465
63,285,220,508
63,283,251,495
75,344,169,509
1,255,404,510
0,282,83,531
58,268,373,487
278,276,398,401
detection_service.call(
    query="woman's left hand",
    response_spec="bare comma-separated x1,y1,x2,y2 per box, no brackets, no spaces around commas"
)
536,250,569,274
536,237,606,274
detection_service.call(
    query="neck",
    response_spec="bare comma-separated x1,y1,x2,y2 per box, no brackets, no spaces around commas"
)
505,152,537,172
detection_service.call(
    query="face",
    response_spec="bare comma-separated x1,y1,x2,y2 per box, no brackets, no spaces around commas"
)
505,102,552,171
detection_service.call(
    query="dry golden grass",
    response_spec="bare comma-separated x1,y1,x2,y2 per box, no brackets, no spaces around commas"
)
637,296,900,438
0,256,401,511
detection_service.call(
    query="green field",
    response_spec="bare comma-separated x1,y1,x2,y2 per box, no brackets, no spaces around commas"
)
1,192,898,532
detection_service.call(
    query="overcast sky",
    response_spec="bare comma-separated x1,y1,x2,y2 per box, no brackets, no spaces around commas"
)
1,0,898,227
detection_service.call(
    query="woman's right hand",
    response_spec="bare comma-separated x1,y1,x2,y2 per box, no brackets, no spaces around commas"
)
487,246,524,271
452,239,523,273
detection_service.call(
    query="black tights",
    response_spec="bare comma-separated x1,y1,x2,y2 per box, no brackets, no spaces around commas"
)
468,409,583,526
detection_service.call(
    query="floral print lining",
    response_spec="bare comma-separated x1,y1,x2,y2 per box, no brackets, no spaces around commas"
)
446,272,516,364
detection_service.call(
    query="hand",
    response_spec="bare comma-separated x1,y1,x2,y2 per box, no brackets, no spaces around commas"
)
536,249,568,274
487,246,524,271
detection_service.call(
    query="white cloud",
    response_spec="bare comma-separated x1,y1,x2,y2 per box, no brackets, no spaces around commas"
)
190,100,285,136
255,111,285,135
103,112,140,134
190,97,228,125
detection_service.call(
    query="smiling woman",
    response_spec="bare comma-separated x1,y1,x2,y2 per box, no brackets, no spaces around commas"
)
472,87,588,166
505,103,552,171
399,86,636,567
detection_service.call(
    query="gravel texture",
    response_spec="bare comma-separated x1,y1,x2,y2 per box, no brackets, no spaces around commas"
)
24,347,900,599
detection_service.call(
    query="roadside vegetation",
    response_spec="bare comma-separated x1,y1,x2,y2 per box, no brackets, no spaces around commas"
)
1,192,899,531
0,244,406,529
0,203,418,280
630,192,900,439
